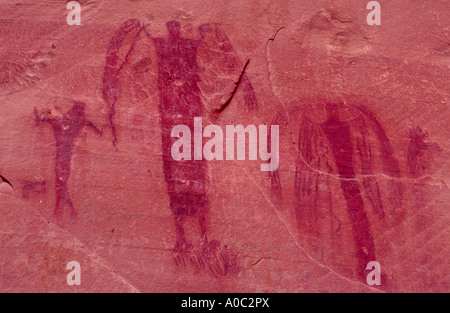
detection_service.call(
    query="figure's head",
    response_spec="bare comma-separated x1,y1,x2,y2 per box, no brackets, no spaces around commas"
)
325,102,339,118
166,20,181,38
69,101,86,118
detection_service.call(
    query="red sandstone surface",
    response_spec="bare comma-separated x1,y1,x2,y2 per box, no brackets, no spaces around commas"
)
0,0,449,292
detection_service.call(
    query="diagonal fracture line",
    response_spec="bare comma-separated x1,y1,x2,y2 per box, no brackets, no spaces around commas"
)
22,202,141,292
233,160,385,292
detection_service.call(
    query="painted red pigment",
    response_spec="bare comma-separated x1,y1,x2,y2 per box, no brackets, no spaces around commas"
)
34,102,102,217
21,180,46,199
320,103,375,280
154,21,210,260
269,103,402,282
102,19,142,148
103,20,257,277
407,126,441,179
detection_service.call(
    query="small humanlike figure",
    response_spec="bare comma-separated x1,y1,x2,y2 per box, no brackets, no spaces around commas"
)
34,102,102,218
407,126,441,179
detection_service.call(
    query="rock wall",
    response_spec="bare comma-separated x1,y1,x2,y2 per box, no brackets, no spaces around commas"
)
0,0,448,292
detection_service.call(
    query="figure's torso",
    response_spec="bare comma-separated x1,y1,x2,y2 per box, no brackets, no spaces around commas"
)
52,117,84,150
154,37,200,84
153,37,203,117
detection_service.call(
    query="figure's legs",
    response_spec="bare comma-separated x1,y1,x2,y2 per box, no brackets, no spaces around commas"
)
339,180,376,279
55,177,75,217
172,215,184,266
54,178,62,217
173,215,187,250
63,187,77,217
198,213,208,245
54,152,76,217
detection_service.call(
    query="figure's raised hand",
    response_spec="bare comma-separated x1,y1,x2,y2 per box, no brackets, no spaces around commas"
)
33,106,54,124
86,121,103,137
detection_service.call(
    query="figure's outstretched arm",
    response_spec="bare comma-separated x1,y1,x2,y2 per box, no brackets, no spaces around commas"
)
85,121,103,136
33,106,55,124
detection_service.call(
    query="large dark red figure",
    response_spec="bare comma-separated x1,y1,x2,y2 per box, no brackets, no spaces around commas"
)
154,21,209,252
34,102,102,218
270,103,403,284
103,20,257,276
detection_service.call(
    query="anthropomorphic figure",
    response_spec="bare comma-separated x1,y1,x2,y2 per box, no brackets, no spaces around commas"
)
270,103,403,285
34,102,102,218
152,21,209,254
407,126,441,179
103,20,257,276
